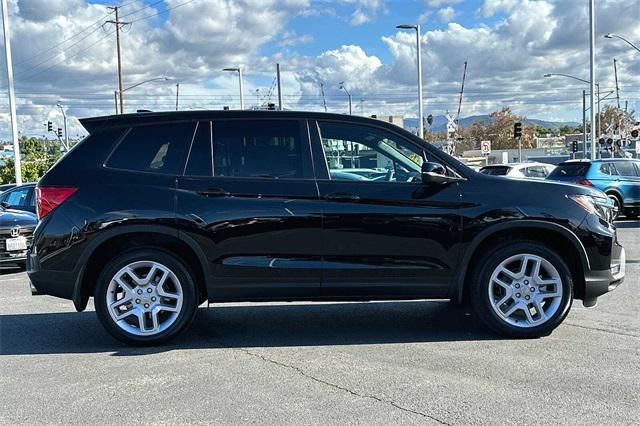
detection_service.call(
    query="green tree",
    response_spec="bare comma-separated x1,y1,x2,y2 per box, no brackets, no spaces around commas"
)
0,137,64,184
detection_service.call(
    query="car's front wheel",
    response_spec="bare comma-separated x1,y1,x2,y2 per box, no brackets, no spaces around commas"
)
94,249,198,346
471,242,573,338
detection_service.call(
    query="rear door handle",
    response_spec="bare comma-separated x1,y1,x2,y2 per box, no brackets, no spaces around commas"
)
197,188,230,197
324,192,360,201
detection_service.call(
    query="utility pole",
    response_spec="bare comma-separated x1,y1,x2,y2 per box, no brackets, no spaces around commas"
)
1,0,21,185
276,63,283,110
588,0,597,160
175,83,179,111
613,59,620,109
320,82,327,112
106,6,128,114
360,98,364,116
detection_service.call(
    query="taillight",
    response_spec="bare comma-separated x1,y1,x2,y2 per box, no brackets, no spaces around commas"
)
575,178,593,187
36,186,77,219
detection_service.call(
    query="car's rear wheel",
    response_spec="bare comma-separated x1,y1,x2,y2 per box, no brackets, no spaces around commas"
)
94,249,198,346
470,242,573,338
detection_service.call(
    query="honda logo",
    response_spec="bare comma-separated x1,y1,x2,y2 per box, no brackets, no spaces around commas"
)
10,227,20,237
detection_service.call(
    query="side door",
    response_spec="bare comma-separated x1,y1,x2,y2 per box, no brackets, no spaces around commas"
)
176,118,322,301
612,161,640,205
310,120,464,298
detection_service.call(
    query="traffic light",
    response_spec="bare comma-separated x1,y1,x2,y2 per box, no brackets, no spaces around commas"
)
47,121,52,132
427,114,433,126
513,122,522,138
632,129,639,138
571,140,578,153
57,128,63,138
598,138,606,145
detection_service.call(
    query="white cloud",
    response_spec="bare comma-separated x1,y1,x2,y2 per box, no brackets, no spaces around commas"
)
426,0,462,7
436,6,457,23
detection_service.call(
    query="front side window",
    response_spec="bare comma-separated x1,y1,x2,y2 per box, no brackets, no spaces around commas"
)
213,119,303,178
107,122,195,174
318,122,423,183
3,187,30,207
613,161,638,177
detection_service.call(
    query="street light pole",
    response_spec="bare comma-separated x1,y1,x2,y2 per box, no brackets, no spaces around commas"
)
114,76,171,114
1,0,21,185
339,82,352,115
223,67,244,110
56,102,69,151
604,33,640,53
589,0,596,160
397,24,424,139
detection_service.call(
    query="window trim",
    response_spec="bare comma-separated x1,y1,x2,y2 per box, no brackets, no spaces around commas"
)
103,120,197,176
182,121,215,177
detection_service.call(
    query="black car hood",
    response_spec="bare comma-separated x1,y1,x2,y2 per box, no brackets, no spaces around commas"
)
0,208,37,228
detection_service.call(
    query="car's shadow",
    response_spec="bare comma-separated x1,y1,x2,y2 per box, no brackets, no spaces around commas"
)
1,301,499,356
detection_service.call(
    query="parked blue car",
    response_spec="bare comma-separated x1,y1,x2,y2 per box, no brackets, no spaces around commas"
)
547,159,640,219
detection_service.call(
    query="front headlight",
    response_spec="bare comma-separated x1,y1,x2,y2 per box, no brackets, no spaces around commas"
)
568,194,615,222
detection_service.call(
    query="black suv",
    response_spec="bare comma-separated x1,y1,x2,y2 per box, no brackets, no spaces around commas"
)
28,111,625,345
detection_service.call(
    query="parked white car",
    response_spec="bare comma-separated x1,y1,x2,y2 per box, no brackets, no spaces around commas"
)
479,162,556,179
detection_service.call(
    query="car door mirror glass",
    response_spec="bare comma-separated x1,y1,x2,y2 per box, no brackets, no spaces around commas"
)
421,162,462,185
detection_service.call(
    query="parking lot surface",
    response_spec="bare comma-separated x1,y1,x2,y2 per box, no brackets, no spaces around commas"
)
1,221,639,425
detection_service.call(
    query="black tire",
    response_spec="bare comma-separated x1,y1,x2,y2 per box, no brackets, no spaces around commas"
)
606,193,622,221
94,248,198,346
470,241,573,338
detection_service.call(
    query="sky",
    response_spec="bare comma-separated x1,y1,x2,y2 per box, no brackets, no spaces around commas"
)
1,0,639,139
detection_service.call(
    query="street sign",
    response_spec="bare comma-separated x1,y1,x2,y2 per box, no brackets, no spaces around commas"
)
481,140,491,155
446,114,457,138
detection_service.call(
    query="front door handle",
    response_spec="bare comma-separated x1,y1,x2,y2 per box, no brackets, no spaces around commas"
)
197,188,230,197
324,192,360,201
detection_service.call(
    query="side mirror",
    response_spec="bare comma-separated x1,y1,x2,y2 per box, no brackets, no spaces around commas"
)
421,162,464,185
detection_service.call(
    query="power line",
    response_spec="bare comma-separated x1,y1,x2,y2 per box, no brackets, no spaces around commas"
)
13,11,113,68
129,0,200,23
20,30,116,81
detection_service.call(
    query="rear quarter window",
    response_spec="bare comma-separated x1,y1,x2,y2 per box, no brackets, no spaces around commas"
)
548,163,591,178
480,166,511,175
106,122,195,174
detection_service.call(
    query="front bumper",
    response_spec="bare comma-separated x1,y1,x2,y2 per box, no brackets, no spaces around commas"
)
582,243,625,307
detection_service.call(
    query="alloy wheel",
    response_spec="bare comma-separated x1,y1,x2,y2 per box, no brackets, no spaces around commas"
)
488,253,563,328
106,260,183,336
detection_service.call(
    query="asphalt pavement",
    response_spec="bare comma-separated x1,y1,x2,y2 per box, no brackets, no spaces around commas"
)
1,221,639,425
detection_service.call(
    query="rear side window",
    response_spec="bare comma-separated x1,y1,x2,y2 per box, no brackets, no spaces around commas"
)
107,122,195,174
525,166,547,178
613,161,638,177
599,162,618,176
213,119,303,178
548,163,591,178
480,166,510,175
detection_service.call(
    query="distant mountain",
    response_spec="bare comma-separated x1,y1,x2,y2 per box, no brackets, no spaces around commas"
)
404,115,579,133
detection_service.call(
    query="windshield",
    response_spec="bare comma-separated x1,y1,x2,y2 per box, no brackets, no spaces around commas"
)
548,163,591,178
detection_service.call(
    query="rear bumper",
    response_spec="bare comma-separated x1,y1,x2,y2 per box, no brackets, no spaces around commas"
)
27,252,76,301
582,244,625,307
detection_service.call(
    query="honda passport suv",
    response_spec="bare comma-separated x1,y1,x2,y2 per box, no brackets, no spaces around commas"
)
28,111,625,345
